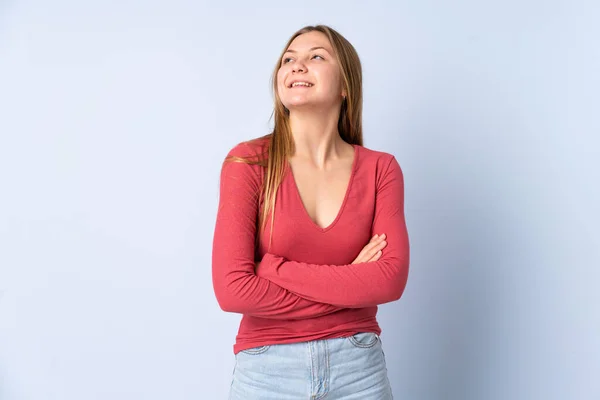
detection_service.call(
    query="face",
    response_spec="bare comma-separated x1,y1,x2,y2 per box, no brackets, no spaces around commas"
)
276,31,346,111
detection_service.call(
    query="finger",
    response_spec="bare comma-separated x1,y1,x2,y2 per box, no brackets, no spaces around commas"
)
360,238,381,255
353,247,371,263
367,239,387,255
354,243,377,264
354,245,384,264
366,241,387,260
354,235,387,264
366,250,383,262
368,236,386,250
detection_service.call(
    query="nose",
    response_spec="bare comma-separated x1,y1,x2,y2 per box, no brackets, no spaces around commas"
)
292,60,306,73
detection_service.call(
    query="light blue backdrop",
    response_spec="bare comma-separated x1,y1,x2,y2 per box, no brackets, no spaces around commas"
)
1,1,598,399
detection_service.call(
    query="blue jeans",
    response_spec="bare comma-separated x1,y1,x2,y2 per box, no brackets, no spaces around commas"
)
229,332,393,399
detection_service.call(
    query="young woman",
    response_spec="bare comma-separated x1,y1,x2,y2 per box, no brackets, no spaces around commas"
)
212,24,410,399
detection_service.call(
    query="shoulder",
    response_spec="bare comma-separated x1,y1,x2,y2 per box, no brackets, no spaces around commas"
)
225,135,270,159
220,135,270,188
356,144,402,175
355,144,404,191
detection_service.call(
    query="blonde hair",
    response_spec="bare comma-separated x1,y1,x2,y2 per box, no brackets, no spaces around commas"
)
227,25,363,249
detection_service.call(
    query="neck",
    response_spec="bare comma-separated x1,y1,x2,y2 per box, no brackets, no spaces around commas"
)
288,108,346,168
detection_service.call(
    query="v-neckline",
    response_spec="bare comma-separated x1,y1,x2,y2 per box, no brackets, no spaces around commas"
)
286,144,359,233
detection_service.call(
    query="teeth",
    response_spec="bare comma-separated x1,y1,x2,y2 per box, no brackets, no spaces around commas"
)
291,82,313,87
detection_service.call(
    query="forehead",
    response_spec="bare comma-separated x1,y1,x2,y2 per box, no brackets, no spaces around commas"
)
286,31,332,52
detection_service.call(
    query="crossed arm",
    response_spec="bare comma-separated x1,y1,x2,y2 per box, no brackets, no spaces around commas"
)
212,145,409,318
255,155,410,308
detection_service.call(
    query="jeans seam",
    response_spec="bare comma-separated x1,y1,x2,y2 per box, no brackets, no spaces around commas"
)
314,339,330,400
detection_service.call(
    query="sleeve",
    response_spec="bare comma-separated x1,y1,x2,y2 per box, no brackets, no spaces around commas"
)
211,143,347,319
256,155,410,308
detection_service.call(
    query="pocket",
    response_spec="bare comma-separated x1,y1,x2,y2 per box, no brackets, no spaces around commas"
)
347,332,380,348
239,345,271,355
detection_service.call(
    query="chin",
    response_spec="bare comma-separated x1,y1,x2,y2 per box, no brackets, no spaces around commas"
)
283,97,325,110
285,101,312,109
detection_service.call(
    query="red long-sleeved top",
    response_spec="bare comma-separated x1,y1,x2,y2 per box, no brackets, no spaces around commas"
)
212,137,410,354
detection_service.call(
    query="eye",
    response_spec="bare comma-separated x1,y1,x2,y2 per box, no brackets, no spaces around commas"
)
312,54,324,60
282,57,293,64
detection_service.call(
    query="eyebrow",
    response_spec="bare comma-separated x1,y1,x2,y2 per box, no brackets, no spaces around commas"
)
284,46,331,54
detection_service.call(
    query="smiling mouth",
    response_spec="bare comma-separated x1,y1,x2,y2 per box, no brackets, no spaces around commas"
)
289,82,314,88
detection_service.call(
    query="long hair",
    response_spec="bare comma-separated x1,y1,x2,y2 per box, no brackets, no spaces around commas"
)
226,25,363,249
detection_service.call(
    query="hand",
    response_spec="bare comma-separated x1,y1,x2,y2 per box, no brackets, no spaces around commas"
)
351,234,387,264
